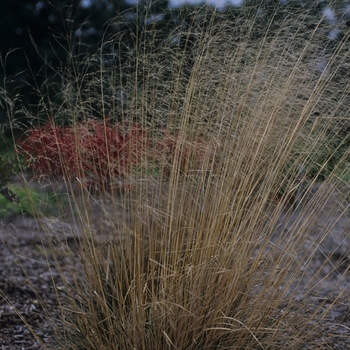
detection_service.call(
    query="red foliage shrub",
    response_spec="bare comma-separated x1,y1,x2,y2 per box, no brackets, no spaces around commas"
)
18,121,72,177
18,119,147,191
18,119,217,191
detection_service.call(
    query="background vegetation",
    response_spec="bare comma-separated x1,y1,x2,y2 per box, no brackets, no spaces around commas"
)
1,0,350,126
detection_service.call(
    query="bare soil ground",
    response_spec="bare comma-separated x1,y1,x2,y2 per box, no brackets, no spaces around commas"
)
0,183,350,349
1,217,62,349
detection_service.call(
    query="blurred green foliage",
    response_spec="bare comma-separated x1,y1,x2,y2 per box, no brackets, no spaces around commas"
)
0,185,68,219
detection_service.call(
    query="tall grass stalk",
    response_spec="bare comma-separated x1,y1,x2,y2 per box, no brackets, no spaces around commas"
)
6,4,350,349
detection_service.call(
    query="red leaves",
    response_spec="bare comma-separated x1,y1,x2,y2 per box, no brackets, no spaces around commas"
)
18,119,147,191
18,119,216,191
18,121,71,177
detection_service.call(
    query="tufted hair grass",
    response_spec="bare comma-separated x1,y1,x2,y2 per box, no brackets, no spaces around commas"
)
6,3,350,349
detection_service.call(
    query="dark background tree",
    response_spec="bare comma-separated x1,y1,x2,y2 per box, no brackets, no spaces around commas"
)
1,0,350,133
0,0,171,131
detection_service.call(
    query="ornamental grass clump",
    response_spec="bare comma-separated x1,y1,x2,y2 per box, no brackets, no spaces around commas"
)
6,2,350,349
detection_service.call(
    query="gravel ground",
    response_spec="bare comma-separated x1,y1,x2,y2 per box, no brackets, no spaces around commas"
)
0,215,79,350
0,182,350,349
